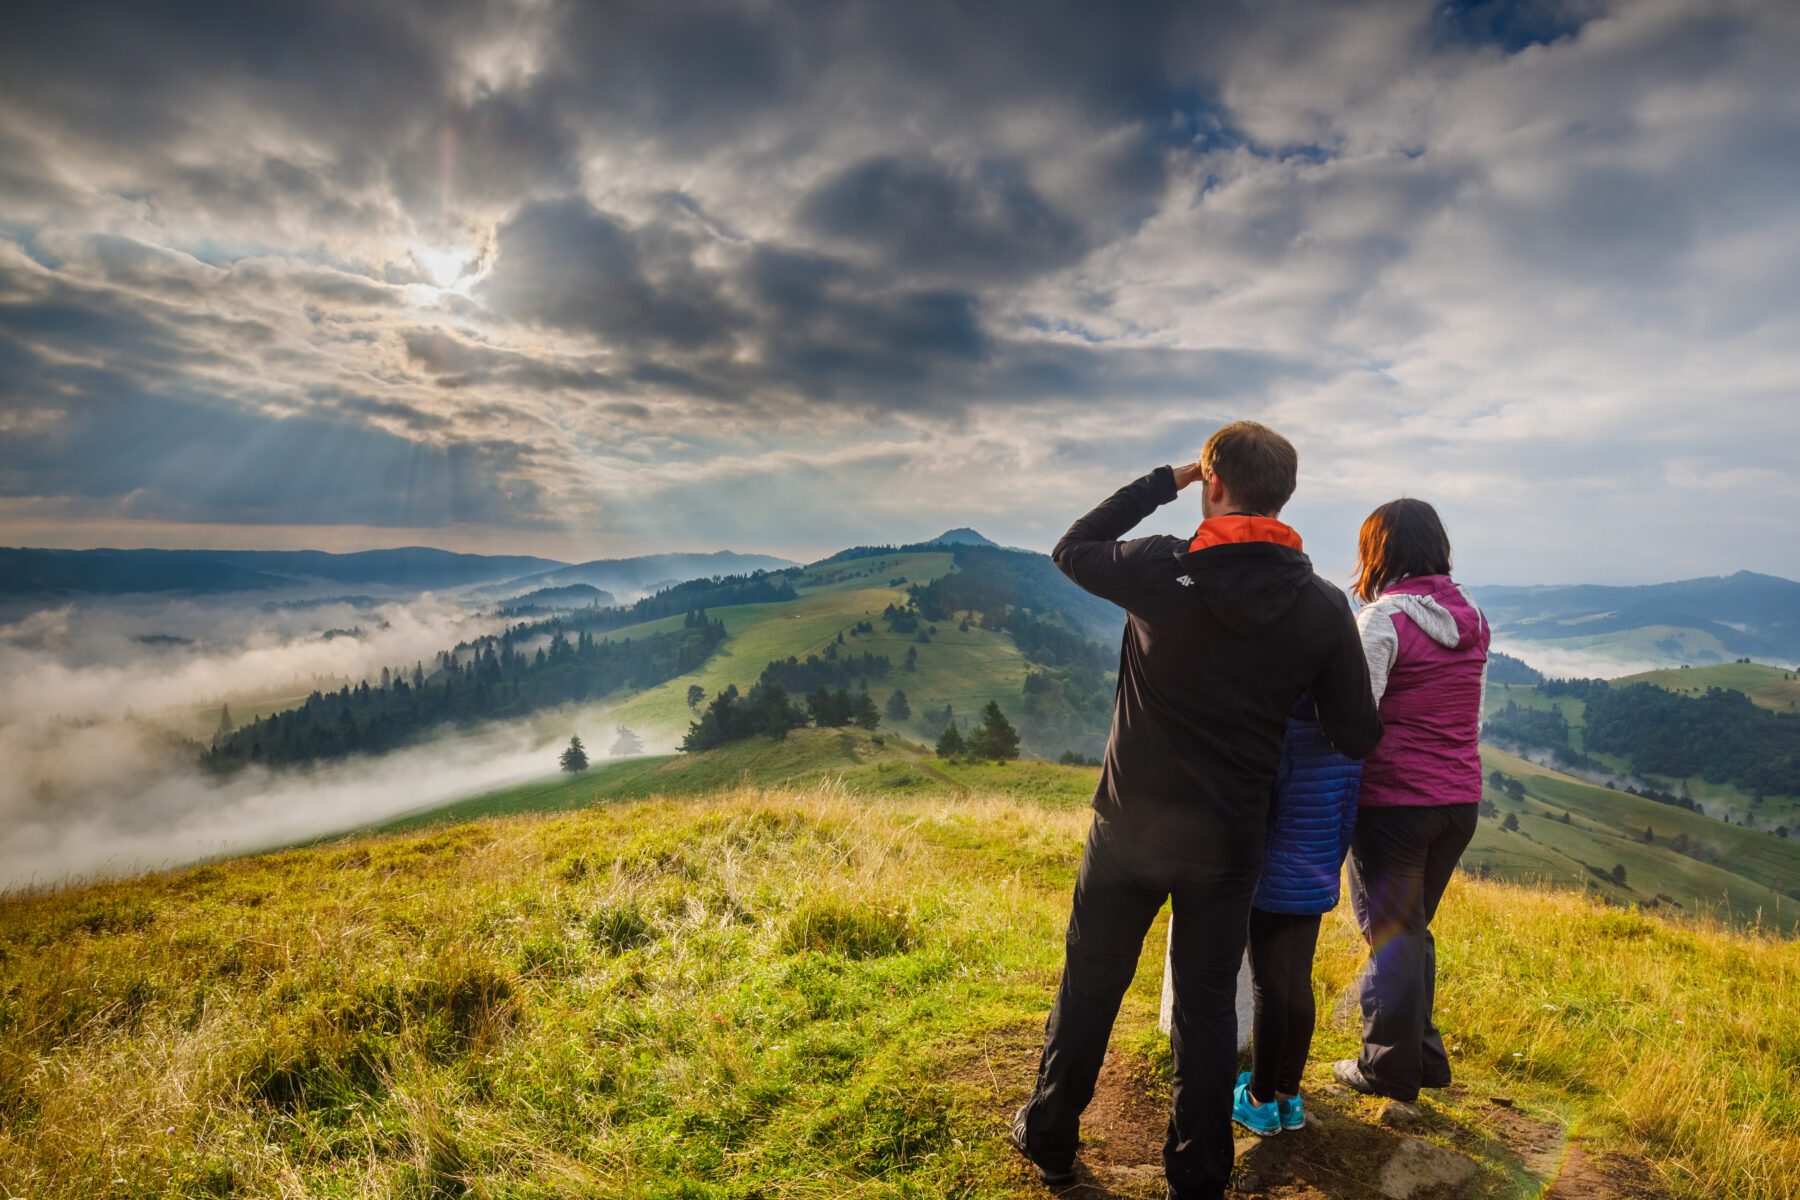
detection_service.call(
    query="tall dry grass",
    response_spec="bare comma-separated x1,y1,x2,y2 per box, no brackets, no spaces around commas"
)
0,783,1793,1198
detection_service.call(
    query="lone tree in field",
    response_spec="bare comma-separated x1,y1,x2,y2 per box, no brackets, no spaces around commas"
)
687,684,705,709
936,723,966,758
610,725,643,757
1611,863,1628,887
886,689,911,722
1502,812,1520,832
559,735,589,773
965,700,1020,761
851,691,881,730
903,646,918,673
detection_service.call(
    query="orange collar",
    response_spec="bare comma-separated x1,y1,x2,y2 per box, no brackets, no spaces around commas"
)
1187,515,1304,553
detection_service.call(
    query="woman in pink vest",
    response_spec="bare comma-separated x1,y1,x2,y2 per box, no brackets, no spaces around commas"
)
1333,499,1489,1104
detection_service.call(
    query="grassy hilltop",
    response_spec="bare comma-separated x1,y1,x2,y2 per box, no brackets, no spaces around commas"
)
1616,662,1800,713
580,549,1041,750
3,732,1798,1199
386,721,1800,936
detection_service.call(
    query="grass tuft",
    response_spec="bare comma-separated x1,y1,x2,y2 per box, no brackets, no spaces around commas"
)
780,898,915,959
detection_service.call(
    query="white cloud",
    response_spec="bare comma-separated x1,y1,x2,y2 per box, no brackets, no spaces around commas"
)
0,0,1795,583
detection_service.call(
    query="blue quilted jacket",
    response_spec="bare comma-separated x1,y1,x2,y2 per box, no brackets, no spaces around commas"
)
1252,695,1364,915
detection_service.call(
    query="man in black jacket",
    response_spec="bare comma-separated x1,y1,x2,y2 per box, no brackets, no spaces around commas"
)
1011,421,1382,1200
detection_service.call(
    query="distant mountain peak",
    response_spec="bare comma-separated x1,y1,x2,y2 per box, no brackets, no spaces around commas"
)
932,527,998,547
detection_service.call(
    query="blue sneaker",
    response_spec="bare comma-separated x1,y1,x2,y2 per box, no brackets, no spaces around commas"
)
1278,1094,1305,1131
1232,1072,1281,1136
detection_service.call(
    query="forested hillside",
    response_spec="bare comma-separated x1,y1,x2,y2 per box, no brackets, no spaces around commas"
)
204,615,726,770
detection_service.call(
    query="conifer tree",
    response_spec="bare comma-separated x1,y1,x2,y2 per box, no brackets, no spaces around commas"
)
965,700,1020,761
559,735,589,773
885,689,911,722
936,723,966,758
687,684,706,709
611,725,643,757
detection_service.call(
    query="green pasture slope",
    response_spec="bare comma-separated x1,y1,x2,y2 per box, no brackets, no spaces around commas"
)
1469,746,1800,932
582,549,1041,748
379,726,1097,833
1482,683,1800,828
384,722,1800,934
1617,661,1800,712
11,777,1800,1198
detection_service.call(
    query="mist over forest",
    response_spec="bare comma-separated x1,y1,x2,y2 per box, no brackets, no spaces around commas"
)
0,590,685,886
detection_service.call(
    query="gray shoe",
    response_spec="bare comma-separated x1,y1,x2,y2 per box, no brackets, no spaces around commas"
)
1011,1103,1078,1187
1333,1059,1379,1095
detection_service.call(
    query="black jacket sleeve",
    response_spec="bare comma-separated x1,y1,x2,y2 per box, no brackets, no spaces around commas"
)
1051,466,1183,608
1312,601,1384,759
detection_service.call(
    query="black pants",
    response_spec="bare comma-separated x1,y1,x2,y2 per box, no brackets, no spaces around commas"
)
1021,814,1256,1200
1246,908,1322,1102
1346,803,1478,1103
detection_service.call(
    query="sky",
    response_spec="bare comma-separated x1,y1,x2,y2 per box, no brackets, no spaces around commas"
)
1,0,1797,585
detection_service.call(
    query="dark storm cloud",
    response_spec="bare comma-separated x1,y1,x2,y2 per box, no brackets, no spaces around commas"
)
478,197,745,350
2,0,1797,581
387,84,582,221
799,155,1088,282
400,327,618,393
0,0,466,146
545,0,804,144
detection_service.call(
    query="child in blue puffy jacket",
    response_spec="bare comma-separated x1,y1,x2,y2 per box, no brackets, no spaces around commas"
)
1232,692,1364,1135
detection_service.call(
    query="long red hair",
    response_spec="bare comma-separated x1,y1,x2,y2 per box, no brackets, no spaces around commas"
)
1350,499,1452,603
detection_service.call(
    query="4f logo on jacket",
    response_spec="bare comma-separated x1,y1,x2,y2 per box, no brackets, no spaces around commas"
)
1176,575,1194,587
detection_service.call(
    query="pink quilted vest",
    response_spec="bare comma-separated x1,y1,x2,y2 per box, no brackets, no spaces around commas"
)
1356,575,1489,808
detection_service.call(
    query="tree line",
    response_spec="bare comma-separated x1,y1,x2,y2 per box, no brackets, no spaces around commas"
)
484,570,798,647
204,615,726,771
1496,678,1800,798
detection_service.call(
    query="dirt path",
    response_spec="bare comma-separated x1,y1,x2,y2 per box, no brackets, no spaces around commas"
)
983,1039,1674,1200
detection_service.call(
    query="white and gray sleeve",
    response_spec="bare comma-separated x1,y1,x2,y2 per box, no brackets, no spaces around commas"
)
1476,658,1490,732
1356,603,1399,706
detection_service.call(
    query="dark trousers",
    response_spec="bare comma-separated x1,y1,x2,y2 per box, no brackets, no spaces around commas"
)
1346,803,1478,1102
1021,814,1256,1200
1246,908,1322,1102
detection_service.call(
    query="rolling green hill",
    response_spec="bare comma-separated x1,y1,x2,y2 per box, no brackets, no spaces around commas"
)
6,774,1797,1198
1617,662,1800,712
382,721,1800,935
377,726,1096,834
581,549,1096,757
1470,746,1800,932
1483,683,1800,830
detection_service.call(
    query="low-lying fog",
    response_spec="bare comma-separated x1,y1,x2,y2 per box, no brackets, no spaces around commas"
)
0,594,673,889
1487,636,1666,681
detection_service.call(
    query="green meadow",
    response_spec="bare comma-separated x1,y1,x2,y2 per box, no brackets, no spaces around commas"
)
4,750,1796,1199
1616,662,1800,713
577,552,1040,751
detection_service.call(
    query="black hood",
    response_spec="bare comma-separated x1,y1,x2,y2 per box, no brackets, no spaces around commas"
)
1178,543,1315,636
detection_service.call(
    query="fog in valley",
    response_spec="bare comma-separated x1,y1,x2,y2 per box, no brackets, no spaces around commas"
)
0,594,663,888
1486,636,1665,682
